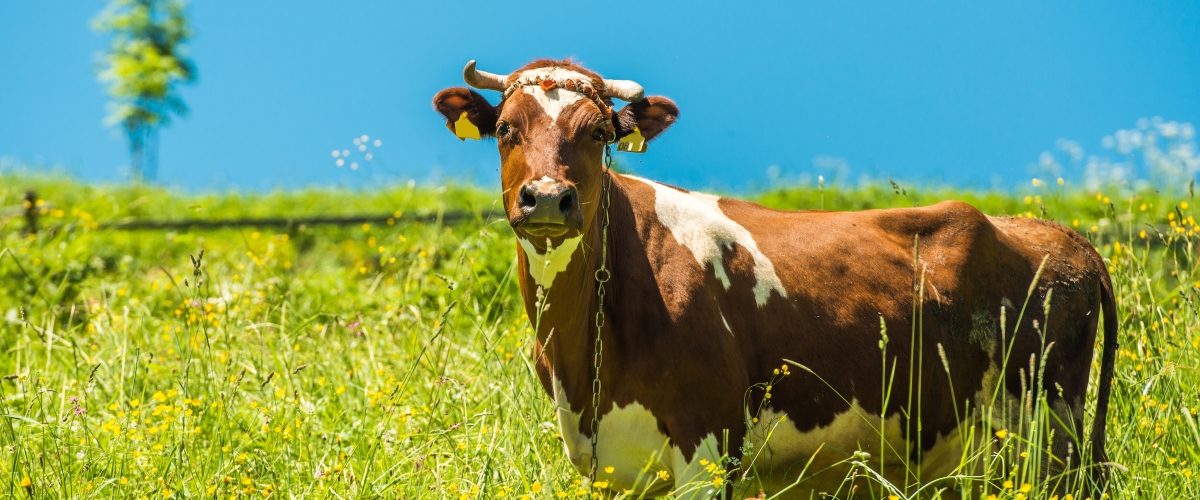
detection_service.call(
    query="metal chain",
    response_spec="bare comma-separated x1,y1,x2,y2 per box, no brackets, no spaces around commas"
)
589,145,614,489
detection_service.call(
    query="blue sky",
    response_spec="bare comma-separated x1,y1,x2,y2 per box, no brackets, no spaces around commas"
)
2,1,1198,192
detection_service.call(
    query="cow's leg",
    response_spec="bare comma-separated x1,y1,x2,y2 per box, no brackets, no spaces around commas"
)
1041,296,1101,491
1043,396,1086,491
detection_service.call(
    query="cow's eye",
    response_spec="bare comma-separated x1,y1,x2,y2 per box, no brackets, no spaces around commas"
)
496,122,511,138
591,127,609,142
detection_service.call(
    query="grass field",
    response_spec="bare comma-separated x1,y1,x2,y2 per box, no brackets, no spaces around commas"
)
1,173,1197,498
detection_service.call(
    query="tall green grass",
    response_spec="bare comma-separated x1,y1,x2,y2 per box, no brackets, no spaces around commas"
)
1,174,1196,498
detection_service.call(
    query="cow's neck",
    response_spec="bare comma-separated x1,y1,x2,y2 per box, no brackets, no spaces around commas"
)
518,170,635,403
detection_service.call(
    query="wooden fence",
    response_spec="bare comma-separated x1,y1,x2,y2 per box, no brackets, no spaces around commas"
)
6,190,1184,247
9,190,490,235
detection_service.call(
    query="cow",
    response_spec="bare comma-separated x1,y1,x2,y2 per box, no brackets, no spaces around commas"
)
432,59,1118,498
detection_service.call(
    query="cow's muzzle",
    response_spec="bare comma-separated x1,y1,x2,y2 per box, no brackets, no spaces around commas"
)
515,178,580,236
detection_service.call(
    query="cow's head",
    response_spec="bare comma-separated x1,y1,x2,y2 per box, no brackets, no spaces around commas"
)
433,59,678,243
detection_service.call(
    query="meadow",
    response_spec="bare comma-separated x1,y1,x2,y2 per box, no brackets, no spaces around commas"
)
1,173,1197,499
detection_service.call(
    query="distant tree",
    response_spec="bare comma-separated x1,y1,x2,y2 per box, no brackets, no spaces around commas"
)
94,0,195,182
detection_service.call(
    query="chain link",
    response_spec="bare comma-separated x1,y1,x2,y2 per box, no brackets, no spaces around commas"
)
588,145,614,490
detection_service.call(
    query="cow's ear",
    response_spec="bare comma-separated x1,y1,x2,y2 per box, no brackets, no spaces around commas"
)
433,87,498,140
613,96,679,142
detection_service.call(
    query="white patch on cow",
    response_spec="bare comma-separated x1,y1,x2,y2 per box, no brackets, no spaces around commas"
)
552,378,724,498
515,67,592,122
745,402,902,474
918,426,971,480
518,235,582,289
531,175,556,187
628,176,788,307
550,384,989,496
670,434,724,499
743,402,971,493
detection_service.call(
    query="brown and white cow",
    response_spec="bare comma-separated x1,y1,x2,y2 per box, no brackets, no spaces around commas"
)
433,59,1117,498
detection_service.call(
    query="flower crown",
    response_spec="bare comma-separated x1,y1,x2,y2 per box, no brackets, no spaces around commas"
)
502,76,614,118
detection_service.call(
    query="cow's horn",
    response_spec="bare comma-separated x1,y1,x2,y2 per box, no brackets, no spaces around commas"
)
463,60,508,91
602,79,645,102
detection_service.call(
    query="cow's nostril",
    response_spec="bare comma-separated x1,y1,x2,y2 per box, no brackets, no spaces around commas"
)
520,190,537,209
559,193,574,214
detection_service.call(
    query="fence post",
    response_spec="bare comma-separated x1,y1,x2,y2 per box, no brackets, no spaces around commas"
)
23,190,39,235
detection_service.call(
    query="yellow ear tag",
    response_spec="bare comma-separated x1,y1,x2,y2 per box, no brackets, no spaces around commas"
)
453,111,481,141
616,126,647,153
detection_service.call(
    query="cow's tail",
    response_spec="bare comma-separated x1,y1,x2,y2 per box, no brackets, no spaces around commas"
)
1089,265,1119,489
